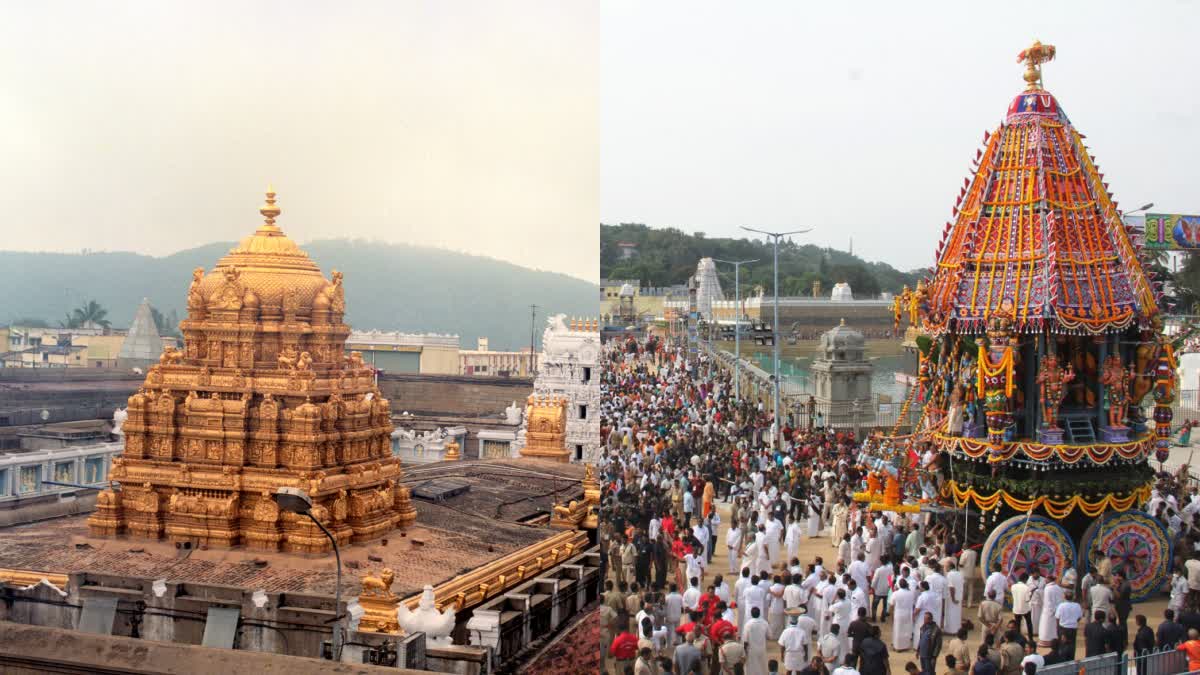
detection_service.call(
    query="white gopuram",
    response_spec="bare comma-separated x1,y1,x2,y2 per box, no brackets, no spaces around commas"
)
513,314,600,463
694,258,725,320
831,282,854,302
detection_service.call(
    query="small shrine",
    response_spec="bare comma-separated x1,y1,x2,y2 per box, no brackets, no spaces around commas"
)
880,42,1176,603
88,188,417,552
811,320,873,428
518,394,570,462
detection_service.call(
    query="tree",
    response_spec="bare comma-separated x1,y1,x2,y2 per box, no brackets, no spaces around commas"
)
149,305,181,338
62,300,110,329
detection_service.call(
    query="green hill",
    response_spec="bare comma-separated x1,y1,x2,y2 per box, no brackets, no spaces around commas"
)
0,239,597,351
601,223,922,297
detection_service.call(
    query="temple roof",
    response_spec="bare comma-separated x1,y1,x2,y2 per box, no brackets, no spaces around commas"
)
924,42,1157,335
193,187,334,313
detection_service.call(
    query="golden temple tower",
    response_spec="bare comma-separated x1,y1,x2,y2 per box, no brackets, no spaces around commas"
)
88,188,417,552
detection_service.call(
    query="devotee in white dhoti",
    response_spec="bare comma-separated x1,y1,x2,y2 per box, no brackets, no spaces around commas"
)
786,516,805,563
742,606,771,675
891,578,916,651
1038,575,1064,646
944,559,964,634
779,612,815,672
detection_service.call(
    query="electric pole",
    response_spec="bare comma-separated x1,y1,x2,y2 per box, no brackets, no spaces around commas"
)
529,304,538,377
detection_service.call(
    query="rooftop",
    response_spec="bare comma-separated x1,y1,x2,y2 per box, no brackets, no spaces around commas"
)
0,458,584,599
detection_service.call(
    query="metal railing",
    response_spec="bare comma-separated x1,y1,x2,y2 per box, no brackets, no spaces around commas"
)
1039,647,1190,675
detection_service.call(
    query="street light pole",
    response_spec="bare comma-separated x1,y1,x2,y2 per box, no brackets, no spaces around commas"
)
274,487,344,661
714,258,758,402
741,226,811,453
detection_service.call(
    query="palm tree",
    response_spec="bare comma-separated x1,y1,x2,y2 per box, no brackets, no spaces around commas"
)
62,300,111,329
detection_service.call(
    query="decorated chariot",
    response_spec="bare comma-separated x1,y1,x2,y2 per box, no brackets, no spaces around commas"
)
858,42,1179,602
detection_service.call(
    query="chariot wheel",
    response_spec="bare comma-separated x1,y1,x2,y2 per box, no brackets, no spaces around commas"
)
1077,511,1171,602
981,514,1076,593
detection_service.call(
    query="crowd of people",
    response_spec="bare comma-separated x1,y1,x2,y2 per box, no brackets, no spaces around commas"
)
598,332,1200,675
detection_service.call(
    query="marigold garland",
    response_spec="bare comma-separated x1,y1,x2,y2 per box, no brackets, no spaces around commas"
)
977,344,1015,397
931,431,1152,464
943,480,1150,518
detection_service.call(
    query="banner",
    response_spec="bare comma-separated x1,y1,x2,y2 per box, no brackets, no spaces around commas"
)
1144,213,1200,249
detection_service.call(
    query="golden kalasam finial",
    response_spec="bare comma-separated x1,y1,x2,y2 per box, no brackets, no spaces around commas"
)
260,185,281,228
1017,40,1056,92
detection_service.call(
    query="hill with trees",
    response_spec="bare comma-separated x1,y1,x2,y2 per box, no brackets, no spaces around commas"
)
601,223,922,297
0,239,597,350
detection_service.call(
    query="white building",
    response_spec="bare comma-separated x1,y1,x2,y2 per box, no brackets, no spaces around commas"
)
459,337,538,377
513,315,600,463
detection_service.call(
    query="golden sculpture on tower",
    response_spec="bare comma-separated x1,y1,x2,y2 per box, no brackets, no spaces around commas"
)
88,188,417,552
518,394,570,462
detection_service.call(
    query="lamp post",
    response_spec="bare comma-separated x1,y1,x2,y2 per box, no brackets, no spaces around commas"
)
713,258,758,402
740,227,812,452
274,487,344,661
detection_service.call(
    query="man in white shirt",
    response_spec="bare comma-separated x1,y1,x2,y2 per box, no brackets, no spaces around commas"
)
944,559,964,634
779,611,816,672
1088,578,1113,622
1186,554,1200,610
693,521,710,561
891,578,916,651
819,624,846,667
848,553,870,593
1038,576,1064,647
727,524,743,575
1020,642,1045,671
714,574,732,605
742,606,771,675
871,557,894,622
734,568,751,628
785,574,806,611
832,654,862,675
665,583,684,645
850,528,865,561
913,580,941,645
984,564,1008,605
1171,570,1189,612
849,580,869,620
744,574,768,620
828,588,853,657
1011,573,1032,640
959,548,978,606
1054,591,1083,660
683,576,702,611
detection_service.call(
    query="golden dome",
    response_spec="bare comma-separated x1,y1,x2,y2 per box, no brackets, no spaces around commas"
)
193,187,336,313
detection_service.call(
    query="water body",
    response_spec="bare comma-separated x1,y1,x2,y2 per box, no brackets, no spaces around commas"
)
748,351,910,401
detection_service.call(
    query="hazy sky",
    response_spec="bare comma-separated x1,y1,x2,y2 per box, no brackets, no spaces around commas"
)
602,0,1200,272
0,1,598,282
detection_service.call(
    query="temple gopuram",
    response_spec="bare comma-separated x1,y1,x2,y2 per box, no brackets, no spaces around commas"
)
88,188,417,551
880,42,1176,604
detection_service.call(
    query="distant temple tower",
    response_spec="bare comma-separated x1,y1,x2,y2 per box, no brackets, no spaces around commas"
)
88,188,416,551
830,282,853,302
117,298,163,370
618,283,637,323
694,258,725,319
811,320,873,428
